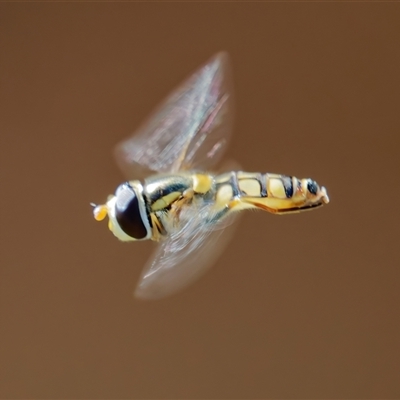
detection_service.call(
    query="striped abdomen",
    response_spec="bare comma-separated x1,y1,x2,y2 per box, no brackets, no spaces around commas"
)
214,171,329,214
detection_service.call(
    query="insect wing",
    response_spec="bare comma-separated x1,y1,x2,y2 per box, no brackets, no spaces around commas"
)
134,200,237,300
115,52,234,178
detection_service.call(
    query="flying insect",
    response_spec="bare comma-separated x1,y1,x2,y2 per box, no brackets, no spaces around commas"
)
93,53,329,299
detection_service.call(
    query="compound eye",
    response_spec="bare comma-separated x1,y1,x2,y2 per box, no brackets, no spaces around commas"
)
307,180,319,195
115,184,148,239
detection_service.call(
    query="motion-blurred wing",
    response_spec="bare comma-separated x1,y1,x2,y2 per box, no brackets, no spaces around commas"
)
134,200,237,300
115,52,234,178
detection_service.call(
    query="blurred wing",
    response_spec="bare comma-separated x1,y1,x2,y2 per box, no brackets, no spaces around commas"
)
115,52,234,178
134,200,238,300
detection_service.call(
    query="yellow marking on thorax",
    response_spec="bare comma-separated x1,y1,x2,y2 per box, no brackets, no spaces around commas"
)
151,191,181,211
192,174,213,194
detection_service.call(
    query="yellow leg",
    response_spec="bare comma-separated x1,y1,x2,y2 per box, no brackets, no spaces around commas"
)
150,213,164,241
170,189,195,226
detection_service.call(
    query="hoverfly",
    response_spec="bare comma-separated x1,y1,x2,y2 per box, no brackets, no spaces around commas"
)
92,53,329,300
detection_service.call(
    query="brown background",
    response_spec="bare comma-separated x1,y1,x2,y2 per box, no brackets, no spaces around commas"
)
1,3,399,399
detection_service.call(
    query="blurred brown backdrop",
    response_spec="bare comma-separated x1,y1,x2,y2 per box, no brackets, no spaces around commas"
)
1,3,399,399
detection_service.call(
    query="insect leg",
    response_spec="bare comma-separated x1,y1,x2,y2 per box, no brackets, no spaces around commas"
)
170,189,195,225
